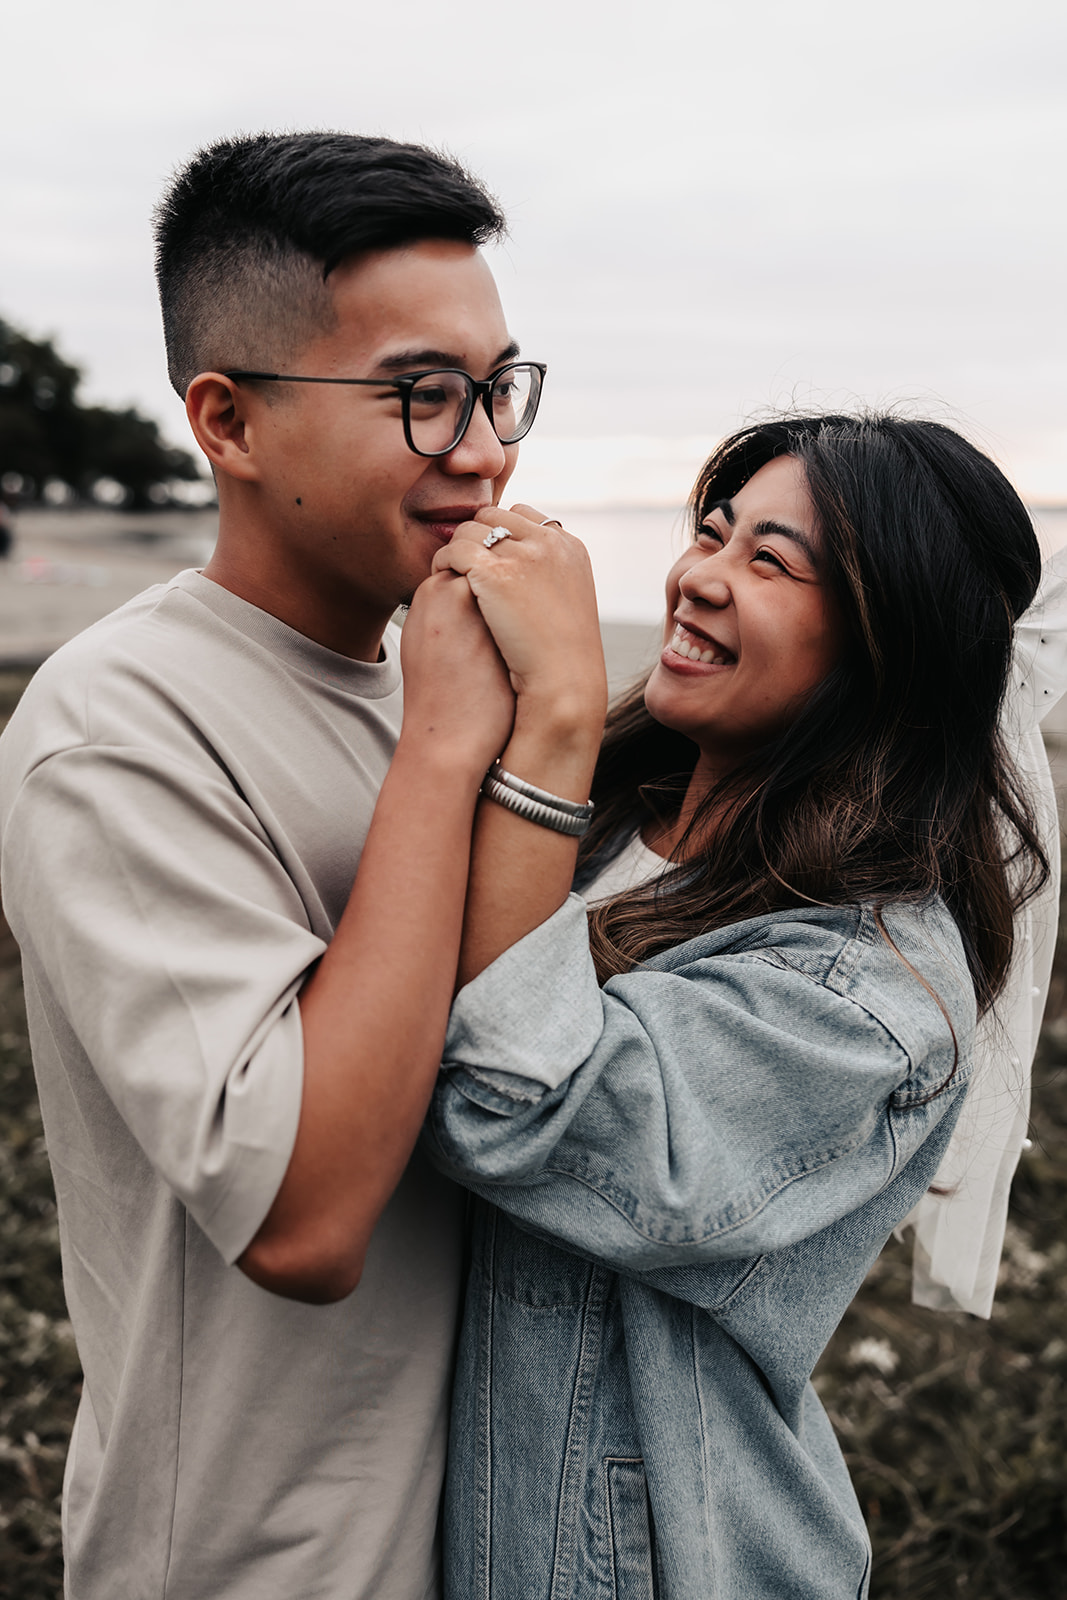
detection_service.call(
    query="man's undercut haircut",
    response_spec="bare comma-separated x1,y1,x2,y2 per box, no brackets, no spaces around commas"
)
154,132,508,397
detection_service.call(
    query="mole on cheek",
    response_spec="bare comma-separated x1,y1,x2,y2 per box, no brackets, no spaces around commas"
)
295,496,302,506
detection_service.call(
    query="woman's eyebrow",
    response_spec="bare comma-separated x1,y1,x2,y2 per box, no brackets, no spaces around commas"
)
705,498,735,525
704,500,818,564
751,519,819,564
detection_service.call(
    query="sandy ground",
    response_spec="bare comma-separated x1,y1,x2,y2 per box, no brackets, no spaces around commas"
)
0,508,217,670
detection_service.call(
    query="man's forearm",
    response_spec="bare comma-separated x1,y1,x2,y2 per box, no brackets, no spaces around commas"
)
239,737,482,1302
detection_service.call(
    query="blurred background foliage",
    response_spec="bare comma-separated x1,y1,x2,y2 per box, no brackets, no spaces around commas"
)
0,318,202,512
0,665,1064,1597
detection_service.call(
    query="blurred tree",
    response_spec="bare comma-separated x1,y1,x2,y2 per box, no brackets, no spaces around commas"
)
0,317,202,508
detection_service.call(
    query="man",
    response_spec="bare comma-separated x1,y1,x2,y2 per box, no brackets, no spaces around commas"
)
0,132,538,1599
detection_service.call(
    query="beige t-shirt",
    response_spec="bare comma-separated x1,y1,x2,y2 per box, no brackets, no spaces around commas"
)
0,570,461,1600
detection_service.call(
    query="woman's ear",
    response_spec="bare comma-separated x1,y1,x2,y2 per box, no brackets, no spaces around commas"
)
185,373,259,483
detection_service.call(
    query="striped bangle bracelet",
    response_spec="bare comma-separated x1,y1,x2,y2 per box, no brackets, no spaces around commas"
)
481,767,594,836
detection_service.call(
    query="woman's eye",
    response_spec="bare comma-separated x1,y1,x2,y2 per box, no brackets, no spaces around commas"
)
697,526,724,548
754,548,787,571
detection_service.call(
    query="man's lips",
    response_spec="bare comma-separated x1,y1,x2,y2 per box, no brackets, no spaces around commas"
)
413,506,488,542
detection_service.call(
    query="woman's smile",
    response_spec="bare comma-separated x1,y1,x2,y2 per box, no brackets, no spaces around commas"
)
663,621,736,670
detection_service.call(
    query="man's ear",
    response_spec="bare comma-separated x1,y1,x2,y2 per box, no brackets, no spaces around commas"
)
186,373,260,483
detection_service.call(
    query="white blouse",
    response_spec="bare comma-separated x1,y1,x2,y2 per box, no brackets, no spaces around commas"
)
585,828,668,905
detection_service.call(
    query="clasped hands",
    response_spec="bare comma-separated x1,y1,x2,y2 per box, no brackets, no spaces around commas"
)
400,504,608,778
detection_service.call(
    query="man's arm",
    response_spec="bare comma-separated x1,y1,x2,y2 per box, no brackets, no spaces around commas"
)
238,572,513,1302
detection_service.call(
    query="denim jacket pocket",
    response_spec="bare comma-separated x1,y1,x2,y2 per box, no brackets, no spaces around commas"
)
605,1458,658,1600
494,1220,597,1309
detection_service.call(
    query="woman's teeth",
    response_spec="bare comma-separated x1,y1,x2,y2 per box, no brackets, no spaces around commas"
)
670,625,731,665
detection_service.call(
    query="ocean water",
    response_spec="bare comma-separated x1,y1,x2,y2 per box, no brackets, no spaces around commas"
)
550,504,691,625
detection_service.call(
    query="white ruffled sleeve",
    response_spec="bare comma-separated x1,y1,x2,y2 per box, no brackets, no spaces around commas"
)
900,541,1067,1315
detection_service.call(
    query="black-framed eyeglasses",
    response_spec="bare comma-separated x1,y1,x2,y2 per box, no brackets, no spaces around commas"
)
223,361,546,458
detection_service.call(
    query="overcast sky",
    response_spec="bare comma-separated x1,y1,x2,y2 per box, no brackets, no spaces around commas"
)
2,0,1065,506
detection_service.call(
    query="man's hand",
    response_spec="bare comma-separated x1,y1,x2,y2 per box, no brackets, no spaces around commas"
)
400,569,515,769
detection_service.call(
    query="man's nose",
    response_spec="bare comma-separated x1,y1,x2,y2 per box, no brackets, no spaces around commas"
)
440,401,507,479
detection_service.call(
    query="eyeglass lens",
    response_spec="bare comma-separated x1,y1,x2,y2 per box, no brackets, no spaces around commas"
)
407,364,541,455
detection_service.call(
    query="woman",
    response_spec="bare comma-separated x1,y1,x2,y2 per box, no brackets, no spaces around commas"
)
419,414,1046,1599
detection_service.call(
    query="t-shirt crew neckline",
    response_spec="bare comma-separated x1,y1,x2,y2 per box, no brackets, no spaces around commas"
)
173,568,402,698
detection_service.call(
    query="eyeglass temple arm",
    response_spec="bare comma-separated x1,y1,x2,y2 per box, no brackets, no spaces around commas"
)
223,371,395,387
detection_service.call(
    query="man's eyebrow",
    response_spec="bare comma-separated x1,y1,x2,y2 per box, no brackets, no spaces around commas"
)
374,341,521,375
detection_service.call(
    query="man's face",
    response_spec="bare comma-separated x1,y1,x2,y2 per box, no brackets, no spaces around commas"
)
238,240,519,652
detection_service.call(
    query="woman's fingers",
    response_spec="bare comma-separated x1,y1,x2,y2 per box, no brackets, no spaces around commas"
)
504,503,561,528
436,504,567,570
431,512,527,574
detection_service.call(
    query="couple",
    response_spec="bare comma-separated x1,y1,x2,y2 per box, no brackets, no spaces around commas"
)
0,131,1057,1599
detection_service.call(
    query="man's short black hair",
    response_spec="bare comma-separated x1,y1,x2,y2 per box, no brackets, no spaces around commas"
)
154,132,508,396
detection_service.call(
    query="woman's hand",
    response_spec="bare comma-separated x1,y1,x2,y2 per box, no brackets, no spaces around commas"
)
428,508,606,986
431,505,608,735
399,568,515,776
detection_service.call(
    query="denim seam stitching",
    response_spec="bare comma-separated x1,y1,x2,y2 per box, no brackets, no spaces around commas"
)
549,1267,610,1600
604,1458,648,1600
540,1141,887,1251
477,1209,495,1600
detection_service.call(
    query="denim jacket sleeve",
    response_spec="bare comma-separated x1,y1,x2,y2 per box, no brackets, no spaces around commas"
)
426,894,975,1269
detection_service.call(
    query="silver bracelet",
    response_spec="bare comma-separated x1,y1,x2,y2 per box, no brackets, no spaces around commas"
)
481,776,593,836
486,762,594,822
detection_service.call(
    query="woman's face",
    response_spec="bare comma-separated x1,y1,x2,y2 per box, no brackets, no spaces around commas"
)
644,455,843,766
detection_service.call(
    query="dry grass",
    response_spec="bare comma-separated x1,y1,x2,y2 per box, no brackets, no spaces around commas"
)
0,899,77,1597
815,1047,1067,1598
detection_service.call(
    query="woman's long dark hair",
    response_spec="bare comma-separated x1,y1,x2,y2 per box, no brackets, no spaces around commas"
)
578,413,1047,1014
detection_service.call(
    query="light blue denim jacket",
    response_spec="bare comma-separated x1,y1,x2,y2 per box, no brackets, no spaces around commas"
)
427,893,976,1600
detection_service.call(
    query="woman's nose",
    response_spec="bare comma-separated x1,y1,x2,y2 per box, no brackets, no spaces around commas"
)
679,557,731,608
